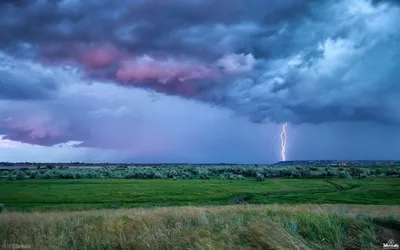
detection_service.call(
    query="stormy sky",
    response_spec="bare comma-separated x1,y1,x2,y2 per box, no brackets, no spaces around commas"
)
1,0,400,163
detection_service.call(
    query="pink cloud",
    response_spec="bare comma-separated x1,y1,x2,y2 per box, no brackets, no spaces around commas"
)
36,45,231,99
80,44,120,69
0,115,71,146
39,42,122,70
116,56,221,84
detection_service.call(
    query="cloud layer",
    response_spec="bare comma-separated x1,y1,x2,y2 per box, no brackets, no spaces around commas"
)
2,0,399,124
1,0,400,161
0,53,277,162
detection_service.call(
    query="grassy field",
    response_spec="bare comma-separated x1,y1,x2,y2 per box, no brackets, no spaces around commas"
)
1,176,400,249
1,177,399,211
1,204,400,250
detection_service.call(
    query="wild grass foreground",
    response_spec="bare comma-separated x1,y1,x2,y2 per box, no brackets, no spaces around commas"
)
1,204,399,250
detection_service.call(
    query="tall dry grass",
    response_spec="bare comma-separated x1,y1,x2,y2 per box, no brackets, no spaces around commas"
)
0,204,399,250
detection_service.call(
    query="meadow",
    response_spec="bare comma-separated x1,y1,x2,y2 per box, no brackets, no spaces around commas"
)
0,165,399,249
0,177,399,211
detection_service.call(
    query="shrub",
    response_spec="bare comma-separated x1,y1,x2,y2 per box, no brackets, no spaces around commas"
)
298,168,311,177
236,175,245,180
29,172,37,179
338,171,346,178
349,167,363,177
16,171,26,180
339,171,352,179
198,170,210,179
154,172,165,179
124,171,136,179
363,169,371,176
0,203,5,213
35,173,43,179
167,170,178,178
386,169,399,176
199,174,210,180
42,172,53,179
256,173,265,181
219,173,236,180
7,174,14,180
326,170,335,177
345,173,353,179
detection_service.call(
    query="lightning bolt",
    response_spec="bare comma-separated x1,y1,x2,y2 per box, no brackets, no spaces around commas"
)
280,122,288,161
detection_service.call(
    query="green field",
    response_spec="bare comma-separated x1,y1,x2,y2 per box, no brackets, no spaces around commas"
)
1,176,400,249
1,177,399,211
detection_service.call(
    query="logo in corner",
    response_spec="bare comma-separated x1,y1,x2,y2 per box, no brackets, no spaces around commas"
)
383,239,399,250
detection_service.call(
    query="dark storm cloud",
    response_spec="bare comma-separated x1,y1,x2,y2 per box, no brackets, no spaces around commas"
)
0,72,55,100
0,0,307,59
1,0,400,132
372,0,400,4
0,53,59,100
213,0,400,125
1,0,304,101
1,0,305,83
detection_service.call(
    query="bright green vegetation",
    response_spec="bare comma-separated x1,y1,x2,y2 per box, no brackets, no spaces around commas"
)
1,205,399,250
1,177,399,211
